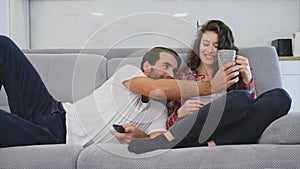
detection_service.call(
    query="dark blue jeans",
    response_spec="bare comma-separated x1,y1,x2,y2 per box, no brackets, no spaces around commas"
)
0,35,66,147
171,88,291,148
212,88,291,145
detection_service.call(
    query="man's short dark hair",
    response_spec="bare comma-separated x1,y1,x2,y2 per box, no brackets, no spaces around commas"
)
141,46,181,71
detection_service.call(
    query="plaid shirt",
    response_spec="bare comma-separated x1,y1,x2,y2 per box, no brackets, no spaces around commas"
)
166,70,256,129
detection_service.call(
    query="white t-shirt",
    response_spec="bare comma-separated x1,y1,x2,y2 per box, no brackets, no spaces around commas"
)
63,65,167,147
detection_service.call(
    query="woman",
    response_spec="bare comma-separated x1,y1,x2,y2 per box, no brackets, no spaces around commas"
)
128,20,291,154
167,20,255,129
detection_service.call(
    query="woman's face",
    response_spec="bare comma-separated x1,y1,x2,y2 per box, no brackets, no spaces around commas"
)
199,31,219,67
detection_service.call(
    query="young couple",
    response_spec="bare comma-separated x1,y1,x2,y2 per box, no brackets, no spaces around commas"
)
0,20,291,154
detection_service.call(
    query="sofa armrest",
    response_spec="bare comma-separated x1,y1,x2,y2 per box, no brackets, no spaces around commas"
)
259,114,300,144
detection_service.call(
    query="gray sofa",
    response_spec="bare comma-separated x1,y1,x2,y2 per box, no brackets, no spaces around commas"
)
0,47,299,169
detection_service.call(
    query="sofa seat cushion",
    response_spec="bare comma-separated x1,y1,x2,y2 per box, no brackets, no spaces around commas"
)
77,143,300,169
259,114,300,144
0,105,10,113
0,144,82,169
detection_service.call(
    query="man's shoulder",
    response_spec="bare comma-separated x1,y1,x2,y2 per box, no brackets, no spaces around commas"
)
109,64,145,82
115,64,141,74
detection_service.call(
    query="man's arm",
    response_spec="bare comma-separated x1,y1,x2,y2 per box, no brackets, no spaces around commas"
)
123,77,211,100
123,62,238,100
110,123,164,144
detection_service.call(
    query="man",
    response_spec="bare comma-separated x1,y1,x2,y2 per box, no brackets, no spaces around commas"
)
64,46,181,146
0,35,236,147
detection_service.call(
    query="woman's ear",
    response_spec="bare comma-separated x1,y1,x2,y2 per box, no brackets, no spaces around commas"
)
143,61,151,75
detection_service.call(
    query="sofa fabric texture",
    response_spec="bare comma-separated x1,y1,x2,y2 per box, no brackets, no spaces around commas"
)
259,114,300,144
0,144,82,169
77,143,300,169
0,46,299,169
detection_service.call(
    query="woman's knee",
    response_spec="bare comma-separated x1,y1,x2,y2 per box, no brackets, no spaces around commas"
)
261,88,291,105
258,88,291,116
275,88,291,103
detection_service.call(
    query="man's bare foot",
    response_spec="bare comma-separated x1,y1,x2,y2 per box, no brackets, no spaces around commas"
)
207,140,216,146
164,132,175,141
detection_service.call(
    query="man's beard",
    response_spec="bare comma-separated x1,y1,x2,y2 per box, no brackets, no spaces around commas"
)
149,68,174,79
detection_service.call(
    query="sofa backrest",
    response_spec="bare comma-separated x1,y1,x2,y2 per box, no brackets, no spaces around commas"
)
22,48,190,60
0,53,107,109
238,46,282,95
106,46,282,96
0,46,282,112
107,57,142,78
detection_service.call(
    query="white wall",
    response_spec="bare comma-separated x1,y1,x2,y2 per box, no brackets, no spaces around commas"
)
0,0,30,48
29,0,300,49
10,0,30,48
0,0,10,36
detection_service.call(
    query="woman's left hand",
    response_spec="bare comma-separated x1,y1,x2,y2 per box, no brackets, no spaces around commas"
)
235,55,252,84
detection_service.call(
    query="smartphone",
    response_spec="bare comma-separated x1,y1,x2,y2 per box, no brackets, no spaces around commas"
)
112,124,125,133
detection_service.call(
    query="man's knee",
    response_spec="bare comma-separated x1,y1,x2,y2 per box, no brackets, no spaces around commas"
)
0,35,12,45
0,35,19,63
0,35,14,56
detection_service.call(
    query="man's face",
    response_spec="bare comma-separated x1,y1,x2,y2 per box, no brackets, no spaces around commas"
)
143,52,179,79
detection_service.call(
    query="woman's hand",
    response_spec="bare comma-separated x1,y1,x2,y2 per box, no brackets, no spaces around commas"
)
177,99,204,118
235,55,252,84
110,123,148,144
211,62,239,93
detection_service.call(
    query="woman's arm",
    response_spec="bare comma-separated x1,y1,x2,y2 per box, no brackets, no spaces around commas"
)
235,55,256,99
240,78,256,100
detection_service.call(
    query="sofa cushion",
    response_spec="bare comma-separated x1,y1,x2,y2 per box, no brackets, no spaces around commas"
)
0,90,8,109
107,54,187,78
103,48,189,59
239,46,282,95
259,114,300,144
0,144,82,169
0,53,108,106
107,57,142,78
22,48,148,59
22,48,190,60
28,53,108,103
0,105,10,113
77,143,300,169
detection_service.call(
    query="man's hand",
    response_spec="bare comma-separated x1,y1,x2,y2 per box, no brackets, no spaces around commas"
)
110,123,148,144
211,62,239,93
